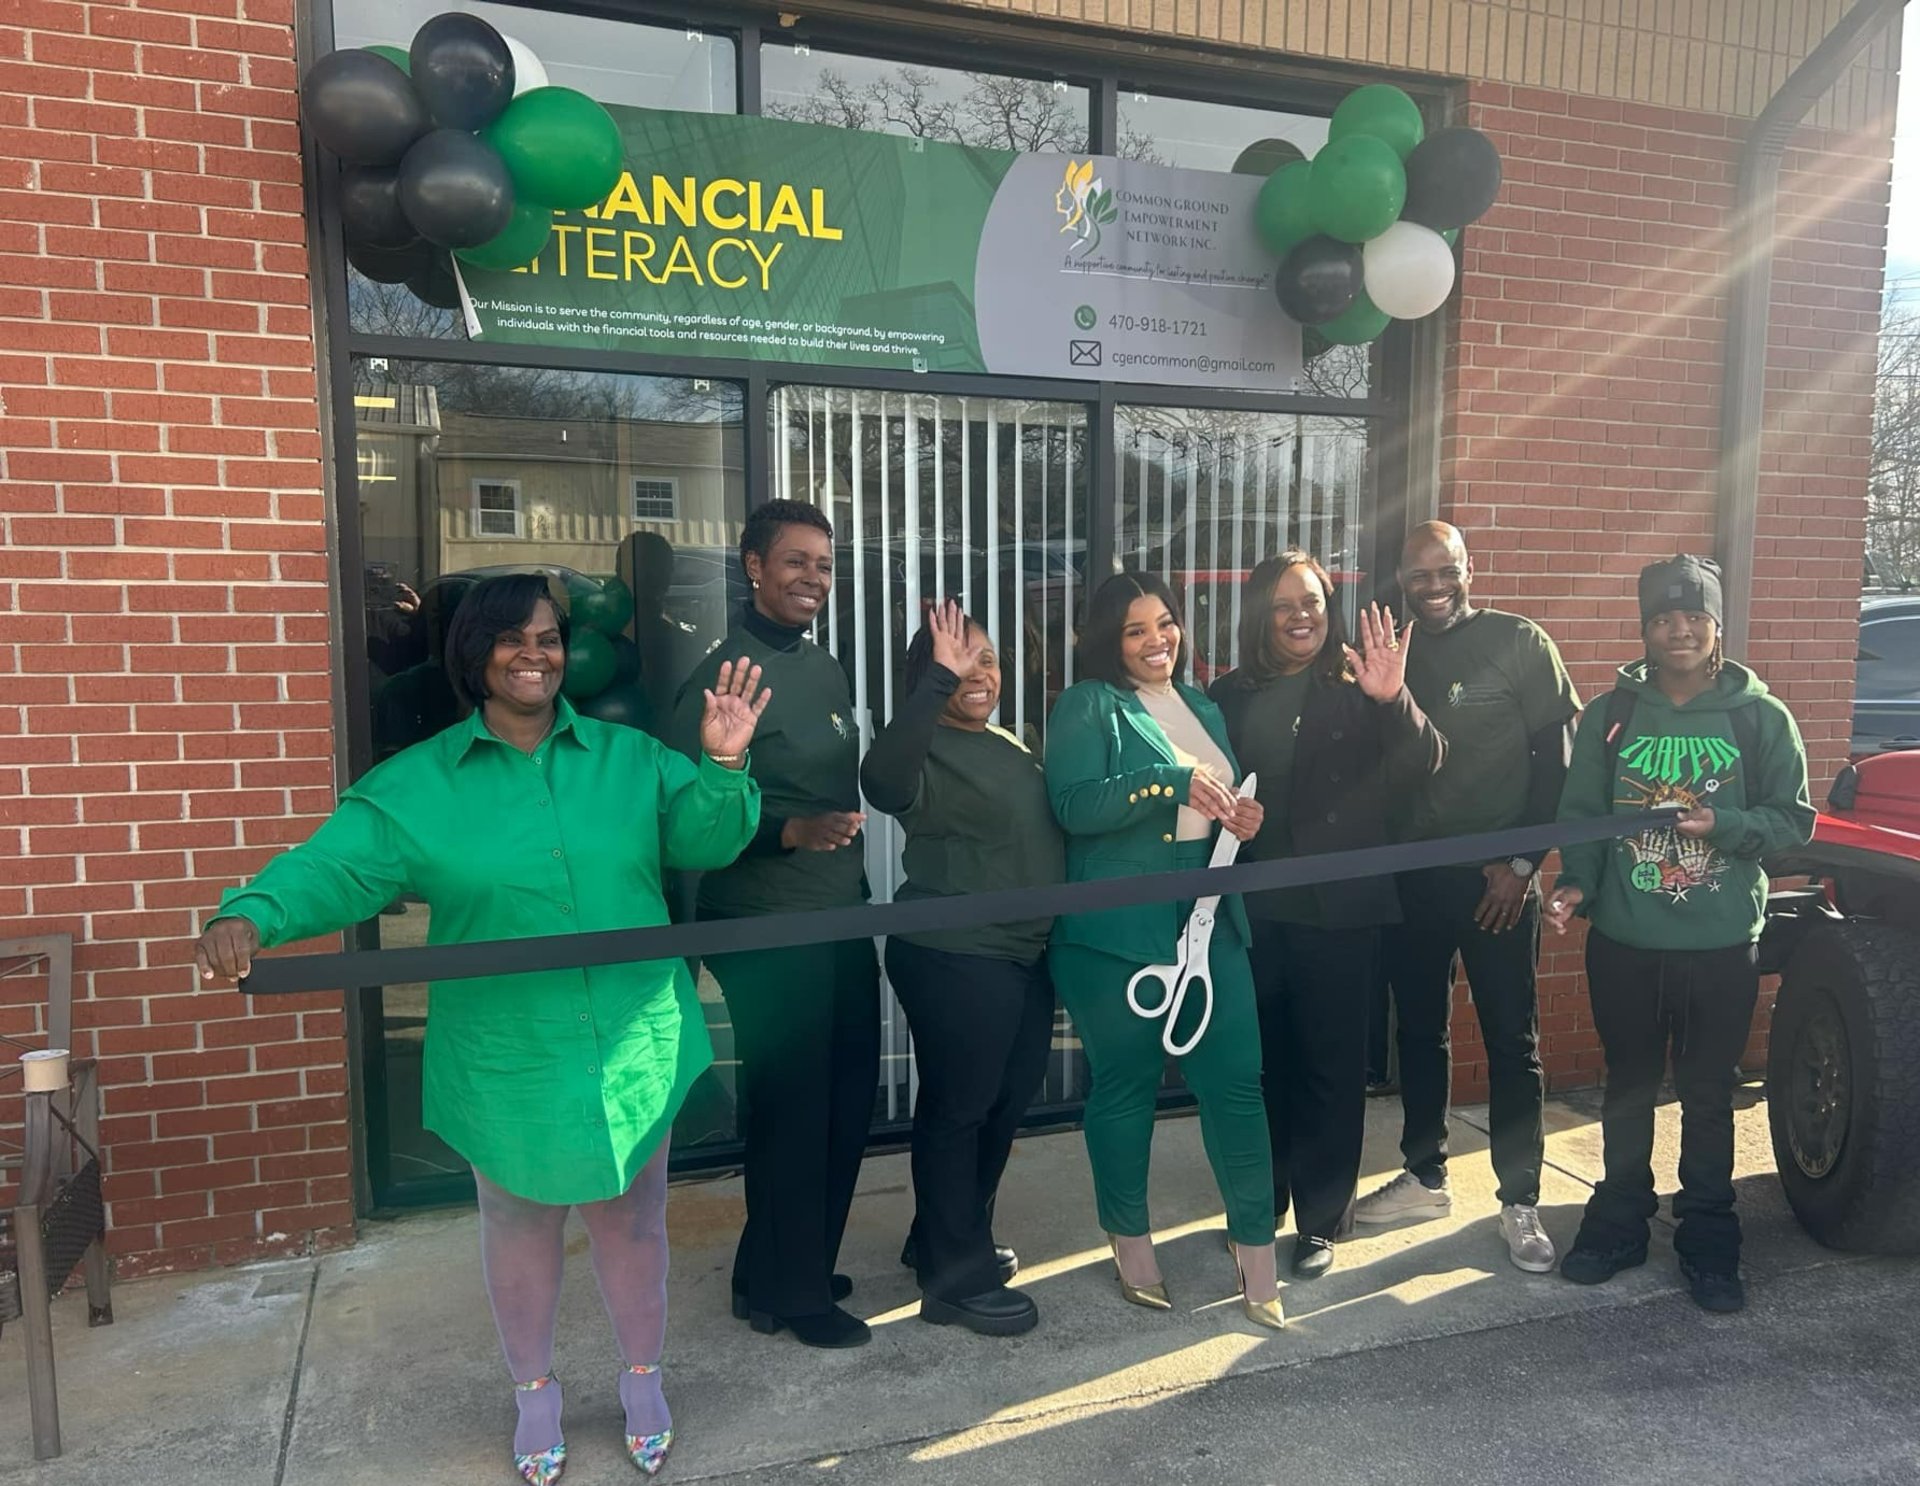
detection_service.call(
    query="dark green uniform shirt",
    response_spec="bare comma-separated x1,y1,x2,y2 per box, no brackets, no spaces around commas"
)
216,698,759,1205
860,664,1065,963
675,608,867,916
1227,668,1320,924
1398,608,1579,841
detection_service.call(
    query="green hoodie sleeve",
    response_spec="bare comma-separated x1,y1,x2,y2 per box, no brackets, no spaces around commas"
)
1708,695,1815,860
1551,700,1610,909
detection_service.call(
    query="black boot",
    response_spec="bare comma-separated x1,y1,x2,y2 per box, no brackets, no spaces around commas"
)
919,1284,1038,1337
731,1274,851,1322
1679,1256,1745,1314
747,1303,870,1348
900,1232,1018,1285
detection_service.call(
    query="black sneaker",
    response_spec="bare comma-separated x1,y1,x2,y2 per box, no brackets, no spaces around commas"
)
1558,1239,1647,1286
1679,1257,1745,1314
1290,1236,1335,1280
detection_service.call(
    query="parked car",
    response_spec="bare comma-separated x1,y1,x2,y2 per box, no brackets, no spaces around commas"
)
1761,748,1920,1253
1853,596,1920,758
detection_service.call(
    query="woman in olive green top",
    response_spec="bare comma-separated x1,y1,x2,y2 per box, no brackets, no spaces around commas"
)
672,499,880,1351
1045,572,1284,1329
193,574,770,1484
861,599,1063,1339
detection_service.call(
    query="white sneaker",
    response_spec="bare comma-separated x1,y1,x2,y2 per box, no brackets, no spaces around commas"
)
1353,1170,1453,1225
1501,1204,1557,1273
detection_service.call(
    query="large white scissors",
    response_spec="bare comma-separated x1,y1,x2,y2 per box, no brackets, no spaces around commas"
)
1126,772,1257,1057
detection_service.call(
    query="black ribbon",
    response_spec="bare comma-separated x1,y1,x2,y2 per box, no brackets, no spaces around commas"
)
237,809,1676,996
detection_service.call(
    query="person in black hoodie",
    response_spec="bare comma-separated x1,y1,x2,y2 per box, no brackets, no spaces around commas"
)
1546,554,1813,1313
1209,550,1446,1278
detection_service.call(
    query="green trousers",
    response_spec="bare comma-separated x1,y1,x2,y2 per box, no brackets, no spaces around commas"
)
1050,877,1275,1245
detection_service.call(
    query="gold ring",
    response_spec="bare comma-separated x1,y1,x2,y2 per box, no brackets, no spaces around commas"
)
1387,640,1400,651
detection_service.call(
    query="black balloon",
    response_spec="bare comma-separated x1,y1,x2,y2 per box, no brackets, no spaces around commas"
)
397,130,515,249
409,12,515,131
406,250,463,310
1401,126,1503,232
338,164,417,249
1274,236,1363,326
301,50,429,166
345,235,432,284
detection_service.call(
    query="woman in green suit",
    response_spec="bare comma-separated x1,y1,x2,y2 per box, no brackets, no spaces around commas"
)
1046,572,1284,1329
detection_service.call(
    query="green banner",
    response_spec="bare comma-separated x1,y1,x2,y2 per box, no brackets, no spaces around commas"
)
457,106,1302,390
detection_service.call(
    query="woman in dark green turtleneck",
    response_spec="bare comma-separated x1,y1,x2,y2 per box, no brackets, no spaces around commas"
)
672,499,878,1350
861,600,1064,1339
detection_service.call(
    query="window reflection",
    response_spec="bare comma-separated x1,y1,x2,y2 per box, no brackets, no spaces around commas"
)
1114,406,1372,687
1116,90,1329,174
332,1,736,339
764,46,1090,152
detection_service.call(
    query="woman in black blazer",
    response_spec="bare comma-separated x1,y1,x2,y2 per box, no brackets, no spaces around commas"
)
1209,550,1446,1279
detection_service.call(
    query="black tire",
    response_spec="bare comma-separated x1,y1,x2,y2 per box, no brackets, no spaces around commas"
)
1766,920,1920,1253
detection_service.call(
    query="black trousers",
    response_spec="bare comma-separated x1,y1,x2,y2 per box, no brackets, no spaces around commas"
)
1383,864,1546,1206
1248,919,1376,1241
707,936,881,1317
1579,929,1760,1268
886,937,1054,1300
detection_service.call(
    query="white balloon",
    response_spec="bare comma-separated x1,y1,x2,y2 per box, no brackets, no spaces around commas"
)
502,33,550,96
1362,220,1456,320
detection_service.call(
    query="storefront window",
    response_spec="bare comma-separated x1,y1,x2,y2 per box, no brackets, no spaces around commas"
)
1114,406,1372,687
764,46,1090,153
1116,90,1328,173
351,358,746,1194
332,3,737,339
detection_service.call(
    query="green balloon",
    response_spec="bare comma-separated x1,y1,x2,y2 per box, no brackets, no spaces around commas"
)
1254,160,1316,258
1308,135,1407,244
1319,291,1391,346
562,627,616,700
1234,138,1306,176
456,201,555,272
1328,84,1424,161
1442,227,1461,248
484,86,624,212
364,44,411,73
569,574,634,635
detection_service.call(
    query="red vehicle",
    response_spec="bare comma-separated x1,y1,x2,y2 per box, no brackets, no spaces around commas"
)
1760,749,1920,1252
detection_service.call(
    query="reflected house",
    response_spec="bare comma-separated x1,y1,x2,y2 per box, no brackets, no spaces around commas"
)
355,382,745,586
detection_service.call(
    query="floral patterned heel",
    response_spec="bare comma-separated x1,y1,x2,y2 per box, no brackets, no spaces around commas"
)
512,1373,566,1486
622,1362,673,1477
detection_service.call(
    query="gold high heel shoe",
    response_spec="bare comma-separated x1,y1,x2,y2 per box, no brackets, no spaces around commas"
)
1230,1241,1286,1331
1107,1233,1171,1311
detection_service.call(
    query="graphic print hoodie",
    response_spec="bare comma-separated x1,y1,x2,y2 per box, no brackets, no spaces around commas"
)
1554,659,1814,952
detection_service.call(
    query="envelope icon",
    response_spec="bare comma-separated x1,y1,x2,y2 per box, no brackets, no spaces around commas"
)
1069,339,1103,366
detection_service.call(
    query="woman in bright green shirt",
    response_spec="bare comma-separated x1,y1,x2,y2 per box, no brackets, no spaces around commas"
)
193,574,770,1486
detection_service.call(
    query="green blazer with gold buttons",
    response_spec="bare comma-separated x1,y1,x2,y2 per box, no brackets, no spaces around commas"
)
1044,678,1252,964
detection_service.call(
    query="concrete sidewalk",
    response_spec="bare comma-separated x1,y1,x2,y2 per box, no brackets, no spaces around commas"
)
4,1090,1917,1484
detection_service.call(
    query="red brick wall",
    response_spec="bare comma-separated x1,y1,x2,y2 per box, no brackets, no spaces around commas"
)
0,0,351,1274
1440,82,1891,1099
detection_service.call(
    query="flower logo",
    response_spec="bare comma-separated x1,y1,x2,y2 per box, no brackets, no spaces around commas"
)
1054,158,1117,259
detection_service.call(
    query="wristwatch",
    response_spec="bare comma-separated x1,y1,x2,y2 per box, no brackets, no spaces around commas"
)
1507,857,1536,880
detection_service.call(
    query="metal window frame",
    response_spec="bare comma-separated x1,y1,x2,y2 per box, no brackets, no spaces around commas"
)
299,0,1440,1207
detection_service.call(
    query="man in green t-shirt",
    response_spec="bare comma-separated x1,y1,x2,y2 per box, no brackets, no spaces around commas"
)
1355,523,1579,1277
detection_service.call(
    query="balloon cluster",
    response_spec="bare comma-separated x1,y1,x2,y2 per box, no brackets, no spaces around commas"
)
1253,85,1502,349
561,575,651,729
300,14,625,309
